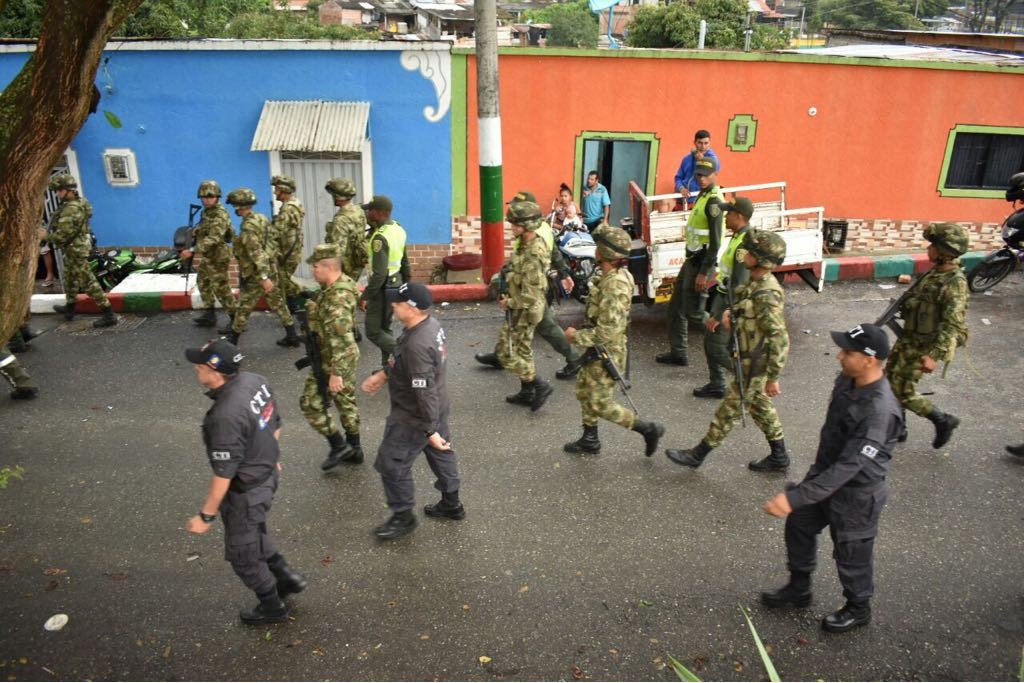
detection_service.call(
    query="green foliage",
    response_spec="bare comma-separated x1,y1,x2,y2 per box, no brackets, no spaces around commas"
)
526,0,589,23
0,465,25,490
817,0,945,29
669,606,781,682
547,3,599,48
0,0,45,38
626,0,788,50
668,655,703,682
117,0,270,38
220,11,374,39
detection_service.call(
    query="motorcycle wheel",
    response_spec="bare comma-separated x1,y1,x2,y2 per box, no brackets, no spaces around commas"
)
571,258,596,303
967,252,1015,292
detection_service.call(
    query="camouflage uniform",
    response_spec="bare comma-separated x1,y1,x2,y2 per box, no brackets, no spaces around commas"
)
231,198,294,335
885,223,969,449
48,194,110,310
272,196,305,301
193,201,236,315
300,272,361,439
0,344,38,399
495,232,550,381
326,203,369,280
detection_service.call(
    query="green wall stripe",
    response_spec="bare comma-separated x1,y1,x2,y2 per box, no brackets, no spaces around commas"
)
873,255,915,279
451,53,468,216
124,292,164,312
480,166,504,223
824,259,840,282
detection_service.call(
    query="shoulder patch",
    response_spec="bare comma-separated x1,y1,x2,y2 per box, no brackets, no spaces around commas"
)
860,444,878,459
211,450,231,461
372,239,383,253
708,204,721,218
411,378,427,388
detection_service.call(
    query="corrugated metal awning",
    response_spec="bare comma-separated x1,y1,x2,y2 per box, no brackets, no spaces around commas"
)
250,100,370,153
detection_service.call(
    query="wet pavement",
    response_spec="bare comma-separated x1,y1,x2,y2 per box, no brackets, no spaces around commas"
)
2,276,1023,681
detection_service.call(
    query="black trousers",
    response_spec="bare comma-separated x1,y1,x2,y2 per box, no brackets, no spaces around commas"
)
374,418,460,513
784,484,888,605
220,475,278,596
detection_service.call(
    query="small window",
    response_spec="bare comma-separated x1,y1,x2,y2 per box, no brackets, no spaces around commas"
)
102,148,139,187
938,125,1024,199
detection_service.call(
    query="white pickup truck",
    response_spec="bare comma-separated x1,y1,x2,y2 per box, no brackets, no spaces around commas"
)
626,181,825,303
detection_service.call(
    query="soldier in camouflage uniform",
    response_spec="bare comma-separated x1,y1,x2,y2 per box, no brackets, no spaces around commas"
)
324,178,368,343
563,226,664,456
270,175,306,312
496,200,555,412
299,244,362,471
1,343,38,399
47,174,118,328
885,223,969,449
666,229,792,471
224,188,299,347
184,180,236,330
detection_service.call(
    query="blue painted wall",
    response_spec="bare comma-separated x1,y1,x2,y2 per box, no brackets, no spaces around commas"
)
0,44,452,246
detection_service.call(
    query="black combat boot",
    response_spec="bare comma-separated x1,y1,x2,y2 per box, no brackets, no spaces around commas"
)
666,440,713,468
354,326,363,343
240,589,290,625
217,314,235,335
193,308,216,327
93,306,118,328
928,409,960,449
655,351,687,366
1006,443,1024,457
276,323,301,348
321,432,355,471
474,352,502,369
530,377,553,412
760,572,812,608
374,509,417,540
222,330,240,346
692,382,726,399
897,409,908,443
505,380,535,407
564,425,601,454
748,438,791,472
7,332,28,353
285,295,302,314
822,601,871,633
342,431,364,464
424,490,466,520
11,386,39,400
53,302,75,321
267,554,308,599
19,325,40,342
632,420,665,457
555,357,582,380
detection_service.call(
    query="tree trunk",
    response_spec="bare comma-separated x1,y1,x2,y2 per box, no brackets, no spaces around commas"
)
0,0,141,342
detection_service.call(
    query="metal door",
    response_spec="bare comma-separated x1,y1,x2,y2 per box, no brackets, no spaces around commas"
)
280,153,363,280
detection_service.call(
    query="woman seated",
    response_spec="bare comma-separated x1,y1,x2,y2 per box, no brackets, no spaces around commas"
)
550,183,585,232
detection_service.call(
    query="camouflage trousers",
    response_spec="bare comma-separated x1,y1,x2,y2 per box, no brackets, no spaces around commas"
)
0,344,36,392
299,368,359,437
703,372,784,448
886,336,934,417
575,346,636,429
196,258,236,314
233,276,293,333
277,250,302,300
63,252,110,308
496,309,539,382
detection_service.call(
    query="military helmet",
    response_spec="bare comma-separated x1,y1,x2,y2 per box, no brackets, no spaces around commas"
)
594,225,632,262
49,173,77,192
325,177,357,198
226,187,257,207
743,229,787,268
506,200,543,229
1006,172,1024,203
924,222,969,257
197,180,222,198
271,174,296,193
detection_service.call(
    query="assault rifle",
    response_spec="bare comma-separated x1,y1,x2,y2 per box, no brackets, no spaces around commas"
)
497,265,513,352
293,306,331,419
874,275,923,337
724,279,746,428
179,203,202,295
591,343,639,415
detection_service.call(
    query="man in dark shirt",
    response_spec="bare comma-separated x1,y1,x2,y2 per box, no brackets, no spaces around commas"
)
761,323,903,633
184,339,307,624
360,282,463,540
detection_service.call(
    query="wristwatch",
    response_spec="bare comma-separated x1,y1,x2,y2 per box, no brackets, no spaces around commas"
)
198,511,217,523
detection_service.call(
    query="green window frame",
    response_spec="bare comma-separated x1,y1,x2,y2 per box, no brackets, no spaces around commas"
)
573,130,660,204
937,124,1024,199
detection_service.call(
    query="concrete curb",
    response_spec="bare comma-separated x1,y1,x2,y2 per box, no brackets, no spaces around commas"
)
30,251,988,314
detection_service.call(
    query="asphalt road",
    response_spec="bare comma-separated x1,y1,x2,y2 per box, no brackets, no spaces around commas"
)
2,275,1023,681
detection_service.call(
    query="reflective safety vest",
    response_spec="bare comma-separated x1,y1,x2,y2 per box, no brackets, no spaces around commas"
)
717,227,749,286
366,220,407,277
686,185,725,252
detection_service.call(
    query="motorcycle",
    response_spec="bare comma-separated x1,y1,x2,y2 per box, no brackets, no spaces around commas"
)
550,214,596,303
967,208,1024,292
88,238,139,291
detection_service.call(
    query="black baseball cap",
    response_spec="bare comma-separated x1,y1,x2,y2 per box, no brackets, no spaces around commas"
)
830,324,890,360
385,282,433,310
185,339,244,374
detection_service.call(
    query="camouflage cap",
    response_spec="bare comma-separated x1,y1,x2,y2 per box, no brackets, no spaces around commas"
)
693,159,716,177
197,180,221,198
49,173,77,192
743,229,787,268
362,195,393,213
325,177,357,198
271,174,296,192
306,242,342,265
924,222,969,257
721,196,754,220
506,200,543,229
506,190,537,204
226,187,257,206
595,226,632,261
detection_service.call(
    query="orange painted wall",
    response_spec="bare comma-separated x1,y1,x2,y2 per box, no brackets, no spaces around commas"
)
462,52,1021,225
